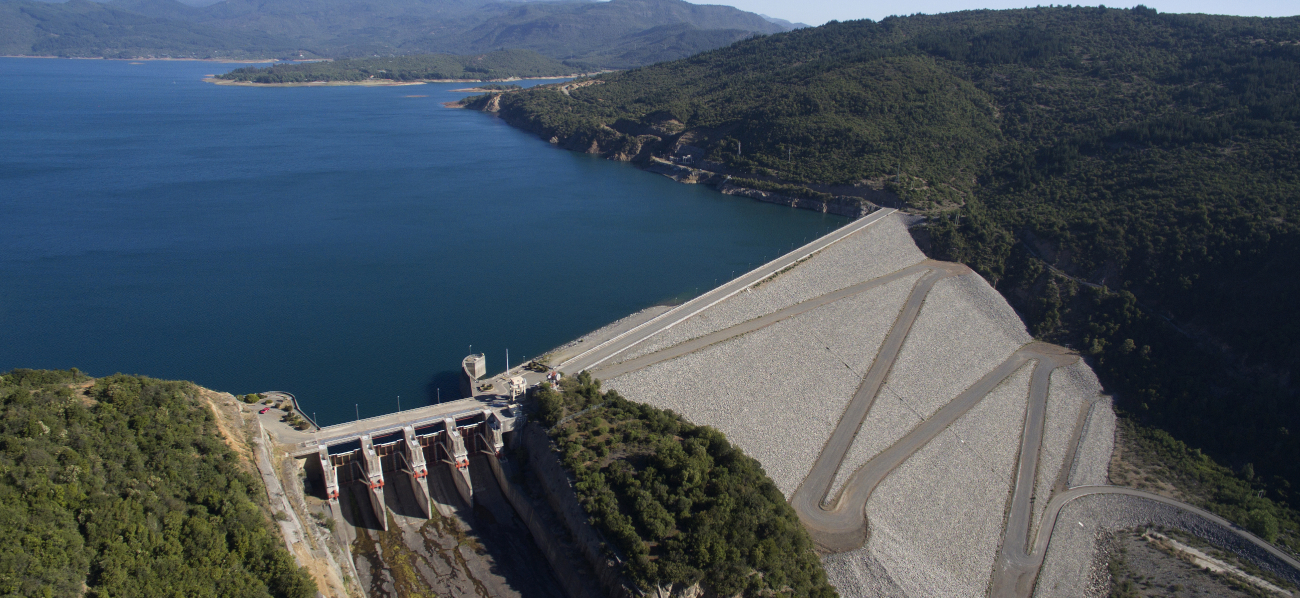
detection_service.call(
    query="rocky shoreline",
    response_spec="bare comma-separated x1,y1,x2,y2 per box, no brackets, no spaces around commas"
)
454,91,889,220
207,73,595,88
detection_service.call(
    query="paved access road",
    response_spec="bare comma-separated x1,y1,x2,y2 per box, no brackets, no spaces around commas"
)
557,208,897,375
989,346,1080,584
590,262,935,380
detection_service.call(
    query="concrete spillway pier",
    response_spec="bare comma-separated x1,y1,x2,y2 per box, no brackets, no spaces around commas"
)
358,435,387,531
400,426,432,518
439,417,474,507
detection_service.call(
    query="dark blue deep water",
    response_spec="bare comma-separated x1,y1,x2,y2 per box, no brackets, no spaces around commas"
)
0,58,845,424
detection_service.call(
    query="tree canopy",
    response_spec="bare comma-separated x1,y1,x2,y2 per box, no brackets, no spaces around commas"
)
535,373,836,597
0,368,316,598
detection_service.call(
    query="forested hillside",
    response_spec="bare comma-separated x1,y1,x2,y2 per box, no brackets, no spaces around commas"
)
0,0,299,59
216,49,576,83
418,0,785,69
0,368,315,597
475,6,1300,519
0,0,788,65
535,373,836,597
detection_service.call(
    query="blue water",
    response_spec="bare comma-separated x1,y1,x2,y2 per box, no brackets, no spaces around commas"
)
0,58,846,425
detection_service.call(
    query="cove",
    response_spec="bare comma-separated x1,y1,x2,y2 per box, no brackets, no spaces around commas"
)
0,58,846,425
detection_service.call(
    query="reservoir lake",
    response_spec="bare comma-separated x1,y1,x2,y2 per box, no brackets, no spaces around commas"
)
0,58,846,425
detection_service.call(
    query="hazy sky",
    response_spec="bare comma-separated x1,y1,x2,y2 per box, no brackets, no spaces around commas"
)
709,0,1299,26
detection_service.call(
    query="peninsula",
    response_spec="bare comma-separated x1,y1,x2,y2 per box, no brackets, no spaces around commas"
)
211,50,581,86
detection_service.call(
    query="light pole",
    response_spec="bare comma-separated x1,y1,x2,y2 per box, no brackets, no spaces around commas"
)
397,395,401,413
355,403,359,422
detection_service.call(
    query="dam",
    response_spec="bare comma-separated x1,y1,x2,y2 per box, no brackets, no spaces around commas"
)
289,207,904,520
263,207,901,597
259,205,1300,598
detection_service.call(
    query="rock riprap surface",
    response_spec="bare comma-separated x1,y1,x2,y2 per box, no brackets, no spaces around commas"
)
595,213,1276,598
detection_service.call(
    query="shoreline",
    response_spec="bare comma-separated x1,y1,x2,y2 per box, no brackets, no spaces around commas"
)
2,55,284,63
203,73,594,88
451,93,895,218
203,77,427,87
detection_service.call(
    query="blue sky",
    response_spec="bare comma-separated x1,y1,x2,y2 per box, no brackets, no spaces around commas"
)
709,0,1298,26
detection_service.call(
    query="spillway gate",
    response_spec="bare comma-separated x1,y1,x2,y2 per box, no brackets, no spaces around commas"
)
304,402,522,528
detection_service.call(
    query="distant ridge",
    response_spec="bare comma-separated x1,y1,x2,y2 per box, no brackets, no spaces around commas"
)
0,0,790,65
759,14,809,29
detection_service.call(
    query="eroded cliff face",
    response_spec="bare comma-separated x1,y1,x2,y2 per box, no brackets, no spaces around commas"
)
641,161,876,219
462,89,886,220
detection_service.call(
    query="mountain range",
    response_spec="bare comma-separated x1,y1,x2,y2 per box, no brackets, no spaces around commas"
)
0,0,796,66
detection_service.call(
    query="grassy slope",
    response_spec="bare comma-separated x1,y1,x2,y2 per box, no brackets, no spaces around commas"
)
481,6,1300,552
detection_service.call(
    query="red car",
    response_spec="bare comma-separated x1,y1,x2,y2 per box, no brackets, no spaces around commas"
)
259,407,271,414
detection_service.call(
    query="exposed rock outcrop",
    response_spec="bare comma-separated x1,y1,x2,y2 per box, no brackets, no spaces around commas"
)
717,183,875,219
464,87,885,220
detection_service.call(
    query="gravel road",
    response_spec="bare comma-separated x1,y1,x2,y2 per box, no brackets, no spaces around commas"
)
829,273,1030,498
860,364,1034,597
